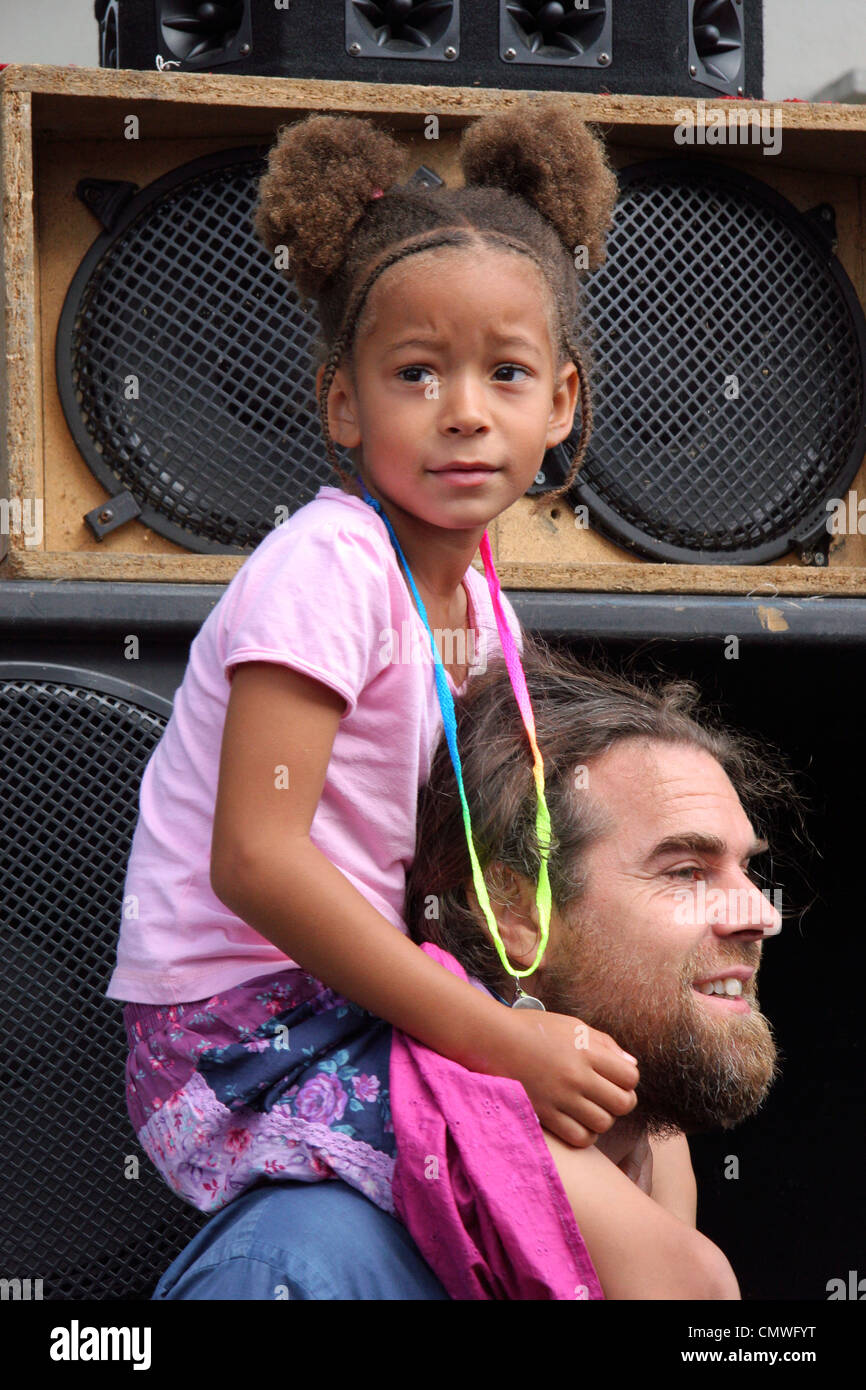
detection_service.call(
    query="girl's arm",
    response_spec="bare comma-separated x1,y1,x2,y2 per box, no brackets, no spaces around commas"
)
212,662,521,1068
211,662,638,1143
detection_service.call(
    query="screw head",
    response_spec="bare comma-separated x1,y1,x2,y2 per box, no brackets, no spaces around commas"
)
597,52,610,66
689,64,697,76
444,46,457,60
349,42,361,56
504,47,516,60
240,43,250,56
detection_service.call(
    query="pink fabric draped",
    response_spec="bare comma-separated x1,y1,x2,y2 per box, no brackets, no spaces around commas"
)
389,942,605,1300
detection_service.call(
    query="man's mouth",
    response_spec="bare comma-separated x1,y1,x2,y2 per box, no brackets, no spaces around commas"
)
691,967,755,1014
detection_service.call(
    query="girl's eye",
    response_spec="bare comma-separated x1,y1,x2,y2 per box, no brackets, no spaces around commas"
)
397,366,438,384
396,364,529,384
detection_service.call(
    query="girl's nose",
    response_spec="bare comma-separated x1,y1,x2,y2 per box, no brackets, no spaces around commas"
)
439,372,491,433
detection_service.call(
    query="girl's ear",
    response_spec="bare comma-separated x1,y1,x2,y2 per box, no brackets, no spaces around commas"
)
546,359,580,450
316,363,362,449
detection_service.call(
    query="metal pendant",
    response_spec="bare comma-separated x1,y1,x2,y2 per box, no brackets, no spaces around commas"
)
512,987,546,1011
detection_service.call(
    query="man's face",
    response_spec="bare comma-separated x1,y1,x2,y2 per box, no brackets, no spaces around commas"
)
539,738,781,1136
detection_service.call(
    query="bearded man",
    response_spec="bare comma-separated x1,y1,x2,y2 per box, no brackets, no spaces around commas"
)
401,634,793,1298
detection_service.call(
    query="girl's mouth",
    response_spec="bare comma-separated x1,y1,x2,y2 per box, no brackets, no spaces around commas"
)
432,467,500,486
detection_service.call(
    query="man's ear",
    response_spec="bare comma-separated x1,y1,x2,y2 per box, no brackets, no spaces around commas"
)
466,866,543,969
315,362,362,449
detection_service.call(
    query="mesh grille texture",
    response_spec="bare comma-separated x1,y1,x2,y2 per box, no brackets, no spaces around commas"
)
0,677,207,1299
62,151,339,552
564,164,866,559
60,153,866,562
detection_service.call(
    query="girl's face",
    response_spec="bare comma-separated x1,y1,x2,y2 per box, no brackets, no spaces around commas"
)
319,245,579,531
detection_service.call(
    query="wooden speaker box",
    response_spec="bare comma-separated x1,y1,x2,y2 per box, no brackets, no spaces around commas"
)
1,63,865,595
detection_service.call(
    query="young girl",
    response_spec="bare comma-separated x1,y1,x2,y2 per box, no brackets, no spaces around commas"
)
108,96,649,1297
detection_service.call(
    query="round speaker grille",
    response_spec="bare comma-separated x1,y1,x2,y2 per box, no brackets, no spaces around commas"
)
549,160,866,563
57,147,344,554
0,666,207,1298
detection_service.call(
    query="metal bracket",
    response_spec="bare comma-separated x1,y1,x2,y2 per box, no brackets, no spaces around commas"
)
406,165,445,191
790,510,833,567
76,178,139,233
84,490,142,541
803,203,838,252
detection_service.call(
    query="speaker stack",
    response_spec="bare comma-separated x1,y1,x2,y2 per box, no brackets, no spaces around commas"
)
1,0,865,1301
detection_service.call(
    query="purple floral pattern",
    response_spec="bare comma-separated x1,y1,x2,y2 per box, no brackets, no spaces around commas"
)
122,966,396,1216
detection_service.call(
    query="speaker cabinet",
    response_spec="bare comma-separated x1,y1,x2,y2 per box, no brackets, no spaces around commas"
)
1,63,866,597
94,0,765,101
0,594,208,1299
0,583,863,1298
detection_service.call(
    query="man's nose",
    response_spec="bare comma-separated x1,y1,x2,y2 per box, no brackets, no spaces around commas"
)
709,871,782,939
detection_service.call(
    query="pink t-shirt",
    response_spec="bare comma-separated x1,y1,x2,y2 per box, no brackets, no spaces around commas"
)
106,485,523,1004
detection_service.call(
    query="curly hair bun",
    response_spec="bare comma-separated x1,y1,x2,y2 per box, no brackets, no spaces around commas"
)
253,112,408,298
459,96,619,272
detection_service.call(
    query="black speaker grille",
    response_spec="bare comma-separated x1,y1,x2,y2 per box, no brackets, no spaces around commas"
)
0,669,207,1299
557,161,866,563
57,148,340,554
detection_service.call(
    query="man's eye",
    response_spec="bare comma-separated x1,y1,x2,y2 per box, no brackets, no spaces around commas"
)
667,866,704,881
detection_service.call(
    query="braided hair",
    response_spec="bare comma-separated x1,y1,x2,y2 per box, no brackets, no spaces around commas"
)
253,96,619,514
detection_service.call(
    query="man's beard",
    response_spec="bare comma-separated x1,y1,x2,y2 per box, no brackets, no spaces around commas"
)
538,913,780,1138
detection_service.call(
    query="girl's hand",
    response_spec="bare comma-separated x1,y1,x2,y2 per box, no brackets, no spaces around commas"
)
502,1007,640,1148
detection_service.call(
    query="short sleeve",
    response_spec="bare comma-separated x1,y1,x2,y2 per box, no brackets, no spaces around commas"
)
221,519,391,719
500,589,524,655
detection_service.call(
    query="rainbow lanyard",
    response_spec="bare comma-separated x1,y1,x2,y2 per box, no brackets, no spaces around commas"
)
357,481,553,982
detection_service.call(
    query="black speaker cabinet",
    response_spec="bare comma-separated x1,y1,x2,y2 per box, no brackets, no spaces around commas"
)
94,0,765,100
0,581,864,1299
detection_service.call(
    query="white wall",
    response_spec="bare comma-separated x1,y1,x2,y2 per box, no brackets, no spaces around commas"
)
763,0,864,100
0,0,99,67
0,0,863,101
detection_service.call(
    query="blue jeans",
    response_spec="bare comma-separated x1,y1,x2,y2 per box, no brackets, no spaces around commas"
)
152,1180,451,1300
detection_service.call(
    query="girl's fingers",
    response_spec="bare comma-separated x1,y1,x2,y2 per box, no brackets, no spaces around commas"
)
561,1096,620,1137
545,1115,597,1149
582,1072,639,1119
589,1042,640,1090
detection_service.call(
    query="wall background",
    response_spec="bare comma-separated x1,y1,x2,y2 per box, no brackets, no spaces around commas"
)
0,0,862,101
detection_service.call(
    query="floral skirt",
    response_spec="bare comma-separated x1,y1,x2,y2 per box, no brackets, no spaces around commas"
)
122,967,396,1216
